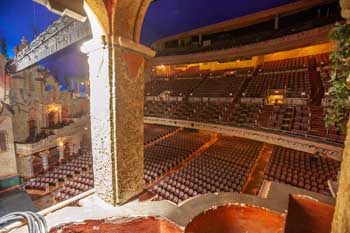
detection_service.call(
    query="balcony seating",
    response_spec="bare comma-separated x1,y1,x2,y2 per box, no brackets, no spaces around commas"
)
144,101,179,118
150,136,263,204
309,106,345,141
144,100,344,143
223,103,260,126
292,105,310,133
263,146,340,195
145,78,203,97
245,71,310,98
192,76,246,97
315,53,330,66
262,56,308,72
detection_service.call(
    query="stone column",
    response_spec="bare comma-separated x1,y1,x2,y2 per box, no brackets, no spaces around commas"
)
69,142,73,157
81,36,155,205
27,156,34,177
57,145,65,162
39,150,49,171
69,135,79,156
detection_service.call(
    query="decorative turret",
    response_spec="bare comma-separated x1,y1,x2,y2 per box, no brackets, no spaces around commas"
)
13,36,28,57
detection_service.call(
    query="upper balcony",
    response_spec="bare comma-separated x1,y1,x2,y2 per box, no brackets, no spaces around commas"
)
15,115,89,156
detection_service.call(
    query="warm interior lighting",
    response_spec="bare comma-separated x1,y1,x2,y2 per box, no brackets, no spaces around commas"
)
268,94,284,105
47,104,61,113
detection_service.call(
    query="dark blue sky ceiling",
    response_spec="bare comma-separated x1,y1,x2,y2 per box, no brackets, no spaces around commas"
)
141,0,299,45
0,0,298,85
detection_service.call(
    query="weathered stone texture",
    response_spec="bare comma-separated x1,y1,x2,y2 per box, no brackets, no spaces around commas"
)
114,48,145,203
0,117,18,178
331,119,350,233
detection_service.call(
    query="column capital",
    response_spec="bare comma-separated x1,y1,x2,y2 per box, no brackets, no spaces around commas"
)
57,145,65,152
27,155,34,162
39,150,50,158
81,36,155,58
111,36,156,58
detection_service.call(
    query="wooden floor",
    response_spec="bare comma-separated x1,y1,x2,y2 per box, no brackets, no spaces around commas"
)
243,143,274,195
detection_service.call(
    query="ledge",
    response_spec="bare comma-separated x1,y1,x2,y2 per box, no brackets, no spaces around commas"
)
151,24,333,66
3,182,335,233
144,117,343,161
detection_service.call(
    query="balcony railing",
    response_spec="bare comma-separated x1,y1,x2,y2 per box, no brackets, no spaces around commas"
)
15,116,89,156
0,189,95,233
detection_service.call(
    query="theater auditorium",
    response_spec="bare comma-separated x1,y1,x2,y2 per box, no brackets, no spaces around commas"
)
1,0,350,233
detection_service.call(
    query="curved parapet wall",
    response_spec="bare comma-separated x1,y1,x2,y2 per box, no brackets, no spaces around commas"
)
144,117,343,161
185,205,285,233
50,217,182,233
151,24,333,66
7,182,335,232
41,192,287,232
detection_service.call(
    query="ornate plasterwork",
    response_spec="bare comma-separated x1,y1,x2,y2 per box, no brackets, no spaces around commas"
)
11,16,92,72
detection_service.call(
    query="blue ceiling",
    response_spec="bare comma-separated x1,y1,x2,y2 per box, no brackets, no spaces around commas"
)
0,0,298,85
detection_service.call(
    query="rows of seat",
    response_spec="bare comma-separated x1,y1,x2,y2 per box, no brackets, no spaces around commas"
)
261,56,309,72
25,153,93,193
308,106,345,141
144,124,178,144
149,59,332,100
54,170,94,202
144,101,345,142
144,130,210,185
223,103,260,126
145,78,202,97
144,101,178,118
25,182,49,192
150,136,263,204
191,76,247,97
263,146,340,195
244,71,310,98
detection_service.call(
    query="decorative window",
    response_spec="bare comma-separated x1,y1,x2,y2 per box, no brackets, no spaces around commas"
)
0,131,7,152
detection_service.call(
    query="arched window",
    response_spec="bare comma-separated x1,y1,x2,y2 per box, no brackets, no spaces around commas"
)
0,131,7,152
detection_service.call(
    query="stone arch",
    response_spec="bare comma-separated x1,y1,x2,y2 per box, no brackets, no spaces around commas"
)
111,0,152,42
79,0,155,205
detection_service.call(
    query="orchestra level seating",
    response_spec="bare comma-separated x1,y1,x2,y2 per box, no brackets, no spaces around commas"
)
24,125,341,207
263,146,340,195
150,136,263,204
